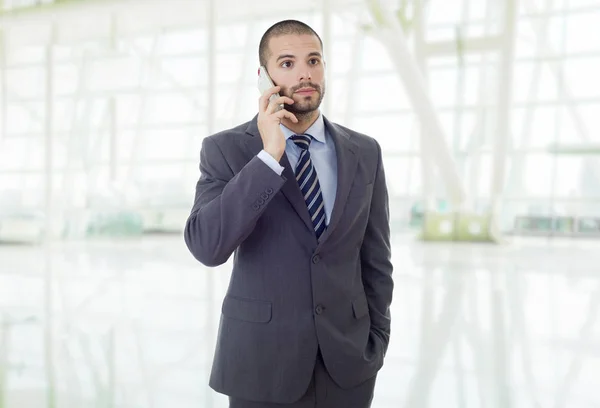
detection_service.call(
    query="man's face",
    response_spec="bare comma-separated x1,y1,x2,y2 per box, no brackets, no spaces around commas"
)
265,34,326,115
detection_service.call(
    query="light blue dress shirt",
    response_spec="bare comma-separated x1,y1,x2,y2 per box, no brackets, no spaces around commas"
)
257,112,338,225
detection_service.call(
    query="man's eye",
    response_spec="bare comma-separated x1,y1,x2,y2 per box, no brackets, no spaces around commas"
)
281,61,292,68
309,58,320,65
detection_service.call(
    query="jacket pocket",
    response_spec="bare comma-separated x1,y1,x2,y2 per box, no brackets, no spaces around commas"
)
222,295,272,323
352,294,370,319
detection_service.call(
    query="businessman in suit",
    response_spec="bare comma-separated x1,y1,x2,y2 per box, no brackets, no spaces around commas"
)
184,19,393,408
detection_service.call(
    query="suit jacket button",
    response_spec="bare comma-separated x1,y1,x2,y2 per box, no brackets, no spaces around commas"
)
312,255,320,264
261,192,269,200
265,188,273,195
257,198,265,205
252,203,260,211
315,305,324,315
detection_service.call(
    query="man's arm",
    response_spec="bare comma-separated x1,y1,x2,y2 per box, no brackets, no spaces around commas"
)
184,136,286,267
360,140,394,352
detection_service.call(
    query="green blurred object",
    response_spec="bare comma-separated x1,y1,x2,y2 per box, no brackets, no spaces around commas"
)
420,211,495,242
455,213,493,242
421,212,456,241
85,211,143,237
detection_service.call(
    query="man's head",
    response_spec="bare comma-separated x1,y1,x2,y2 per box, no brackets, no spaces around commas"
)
258,20,326,117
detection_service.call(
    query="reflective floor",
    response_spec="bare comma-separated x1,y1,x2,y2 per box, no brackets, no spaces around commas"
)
1,233,599,408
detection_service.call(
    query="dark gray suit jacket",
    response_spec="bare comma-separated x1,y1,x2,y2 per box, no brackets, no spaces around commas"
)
184,115,393,404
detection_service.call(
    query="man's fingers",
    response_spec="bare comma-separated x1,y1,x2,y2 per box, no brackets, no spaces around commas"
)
274,109,298,123
265,95,294,115
258,87,297,124
259,86,281,112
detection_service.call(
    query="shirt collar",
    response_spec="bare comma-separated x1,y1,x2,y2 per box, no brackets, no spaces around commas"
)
280,111,326,144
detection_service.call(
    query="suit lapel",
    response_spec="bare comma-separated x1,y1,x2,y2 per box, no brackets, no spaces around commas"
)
244,117,316,238
317,117,358,246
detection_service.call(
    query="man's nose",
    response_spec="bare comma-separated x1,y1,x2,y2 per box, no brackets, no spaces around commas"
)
298,69,312,81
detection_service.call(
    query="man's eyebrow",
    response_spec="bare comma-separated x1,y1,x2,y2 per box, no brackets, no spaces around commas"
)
276,54,296,62
276,52,322,62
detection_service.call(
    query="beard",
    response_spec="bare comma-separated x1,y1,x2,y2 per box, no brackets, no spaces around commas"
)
280,82,325,120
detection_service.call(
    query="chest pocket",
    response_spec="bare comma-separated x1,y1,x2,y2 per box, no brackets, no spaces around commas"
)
347,182,373,200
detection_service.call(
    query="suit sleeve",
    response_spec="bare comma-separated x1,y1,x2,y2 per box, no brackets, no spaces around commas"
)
360,139,394,351
184,136,287,267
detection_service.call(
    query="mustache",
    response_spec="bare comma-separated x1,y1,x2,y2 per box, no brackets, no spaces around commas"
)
290,82,321,93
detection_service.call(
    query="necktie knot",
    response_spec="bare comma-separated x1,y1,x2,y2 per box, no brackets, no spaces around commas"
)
291,134,312,151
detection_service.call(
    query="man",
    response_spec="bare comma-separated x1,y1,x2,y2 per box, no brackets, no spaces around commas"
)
184,19,393,408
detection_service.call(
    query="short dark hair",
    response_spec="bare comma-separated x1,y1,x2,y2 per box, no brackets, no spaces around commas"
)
258,20,323,68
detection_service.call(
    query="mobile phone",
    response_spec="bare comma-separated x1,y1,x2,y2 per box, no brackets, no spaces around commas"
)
258,66,283,111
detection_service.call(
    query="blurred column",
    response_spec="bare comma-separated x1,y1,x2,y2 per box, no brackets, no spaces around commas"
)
342,30,363,126
0,316,7,408
322,0,332,116
413,0,435,212
232,23,254,120
205,2,217,408
44,24,57,240
126,32,161,185
0,28,6,143
44,22,57,408
490,0,518,219
466,0,497,207
109,99,117,182
207,0,216,135
109,13,118,183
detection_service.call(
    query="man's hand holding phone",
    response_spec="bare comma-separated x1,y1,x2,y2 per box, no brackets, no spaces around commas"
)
257,85,298,162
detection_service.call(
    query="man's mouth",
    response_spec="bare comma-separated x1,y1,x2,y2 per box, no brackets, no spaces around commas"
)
295,88,317,95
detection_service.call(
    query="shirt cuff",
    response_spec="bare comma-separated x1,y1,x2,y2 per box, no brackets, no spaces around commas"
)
257,150,284,176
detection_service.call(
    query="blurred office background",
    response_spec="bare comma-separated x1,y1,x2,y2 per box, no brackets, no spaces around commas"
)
0,0,599,407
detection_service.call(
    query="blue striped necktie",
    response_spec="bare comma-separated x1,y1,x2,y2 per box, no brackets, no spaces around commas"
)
290,134,327,239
